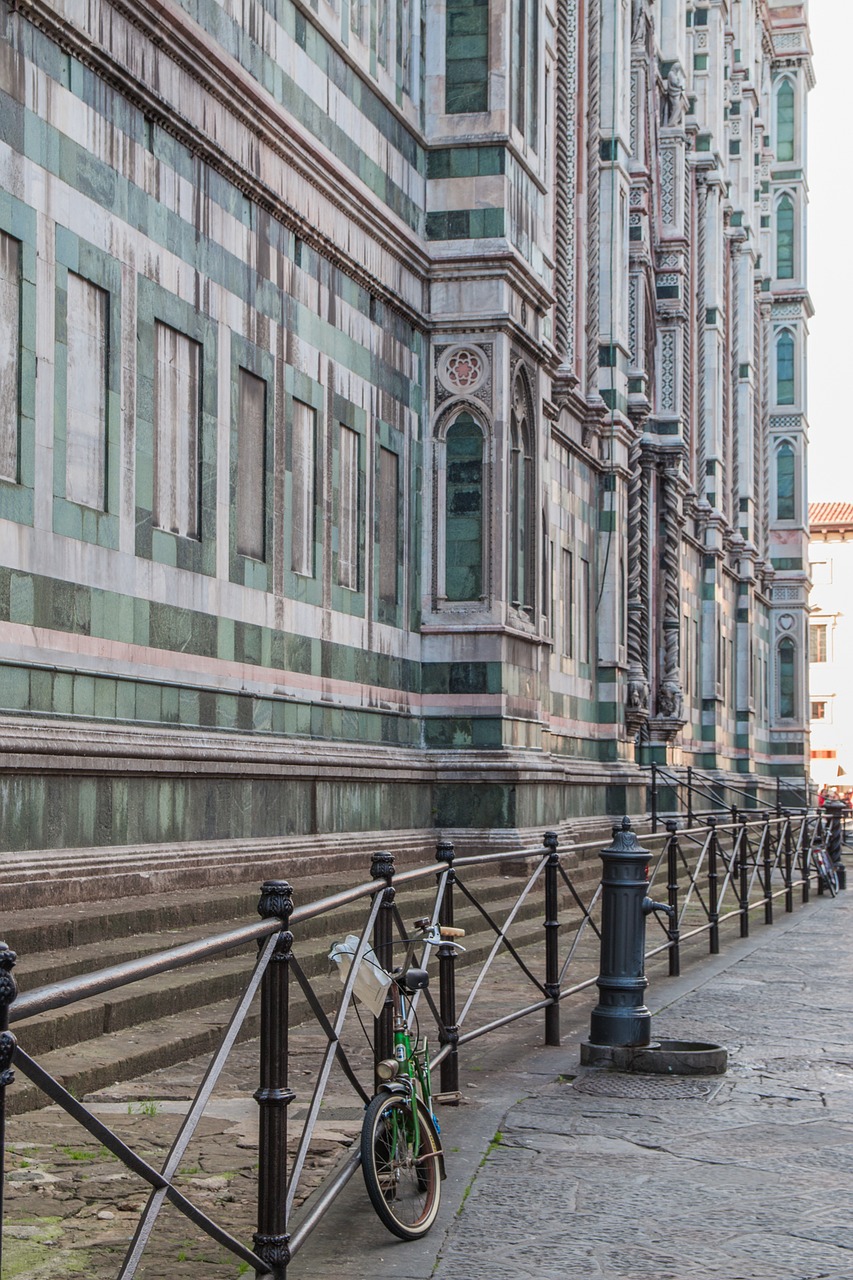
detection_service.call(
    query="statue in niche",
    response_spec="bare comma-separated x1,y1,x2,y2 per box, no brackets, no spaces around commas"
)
657,679,684,720
662,62,687,126
627,677,649,711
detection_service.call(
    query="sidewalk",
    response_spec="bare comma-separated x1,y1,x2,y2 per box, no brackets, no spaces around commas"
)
294,892,853,1280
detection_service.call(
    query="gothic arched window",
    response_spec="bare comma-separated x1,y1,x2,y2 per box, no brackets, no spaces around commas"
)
776,330,795,405
777,195,795,280
778,637,796,720
444,412,484,601
509,376,535,613
776,80,795,162
775,441,796,522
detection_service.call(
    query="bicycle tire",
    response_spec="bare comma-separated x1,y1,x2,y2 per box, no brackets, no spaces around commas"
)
360,1093,441,1240
814,848,839,898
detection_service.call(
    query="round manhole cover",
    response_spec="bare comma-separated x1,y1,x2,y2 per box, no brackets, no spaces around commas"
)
573,1072,714,1100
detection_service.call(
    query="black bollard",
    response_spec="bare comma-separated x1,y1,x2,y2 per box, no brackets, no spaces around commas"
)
581,817,673,1062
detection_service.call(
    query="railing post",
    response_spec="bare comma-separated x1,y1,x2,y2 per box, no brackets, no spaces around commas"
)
650,762,658,834
0,943,18,1280
543,831,561,1046
254,881,295,1280
762,812,773,926
739,815,750,938
371,851,395,1084
776,775,782,819
665,820,681,977
707,819,720,955
783,812,794,913
436,839,460,1096
686,767,694,830
802,815,811,904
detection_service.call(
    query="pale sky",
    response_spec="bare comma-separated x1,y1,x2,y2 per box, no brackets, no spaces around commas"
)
806,0,849,503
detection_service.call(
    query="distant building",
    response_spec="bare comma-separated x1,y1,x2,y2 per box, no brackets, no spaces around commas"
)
808,504,853,793
0,0,812,858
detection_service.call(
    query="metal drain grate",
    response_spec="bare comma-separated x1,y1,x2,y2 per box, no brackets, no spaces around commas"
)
573,1072,715,1100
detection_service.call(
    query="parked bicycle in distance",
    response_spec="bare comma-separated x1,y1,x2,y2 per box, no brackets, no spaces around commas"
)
360,918,465,1240
812,842,839,897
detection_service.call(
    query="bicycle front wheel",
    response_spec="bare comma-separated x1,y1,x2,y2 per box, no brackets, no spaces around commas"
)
360,1093,441,1240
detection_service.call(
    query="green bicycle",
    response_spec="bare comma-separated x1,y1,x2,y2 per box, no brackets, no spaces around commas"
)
360,918,465,1240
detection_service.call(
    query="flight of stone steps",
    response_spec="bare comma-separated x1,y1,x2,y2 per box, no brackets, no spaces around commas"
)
0,830,606,1115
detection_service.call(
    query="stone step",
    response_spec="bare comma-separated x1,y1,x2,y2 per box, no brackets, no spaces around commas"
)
5,872,362,959
5,855,601,965
3,844,604,1114
0,831,453,912
6,914,568,1115
0,825,588,911
11,867,599,1048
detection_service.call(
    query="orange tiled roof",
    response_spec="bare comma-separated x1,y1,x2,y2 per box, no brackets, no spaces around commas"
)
809,502,853,531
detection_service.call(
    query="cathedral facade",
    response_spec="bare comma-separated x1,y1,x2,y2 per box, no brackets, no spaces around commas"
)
0,0,812,854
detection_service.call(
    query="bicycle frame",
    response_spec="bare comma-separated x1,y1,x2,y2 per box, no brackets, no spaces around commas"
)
371,932,448,1182
388,985,434,1139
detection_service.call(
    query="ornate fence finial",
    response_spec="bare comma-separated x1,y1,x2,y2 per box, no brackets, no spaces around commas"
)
436,839,455,866
370,851,395,882
257,881,293,925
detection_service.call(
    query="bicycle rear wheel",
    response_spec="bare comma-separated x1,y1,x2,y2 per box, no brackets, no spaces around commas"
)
360,1093,441,1240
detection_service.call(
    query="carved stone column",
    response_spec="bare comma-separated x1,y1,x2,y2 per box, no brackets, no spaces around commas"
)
728,236,741,525
585,0,602,399
653,462,687,739
759,296,772,557
640,445,654,683
625,434,650,734
554,0,579,373
695,172,709,498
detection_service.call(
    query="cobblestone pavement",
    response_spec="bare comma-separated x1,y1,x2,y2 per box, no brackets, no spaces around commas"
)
5,895,852,1280
429,893,853,1280
294,894,853,1280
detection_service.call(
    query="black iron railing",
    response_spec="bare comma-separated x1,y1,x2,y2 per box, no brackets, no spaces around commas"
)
643,810,835,976
647,762,813,831
0,809,839,1279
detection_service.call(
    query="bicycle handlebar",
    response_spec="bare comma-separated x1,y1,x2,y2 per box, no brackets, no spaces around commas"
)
411,919,466,950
